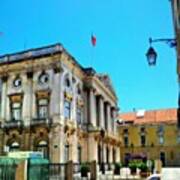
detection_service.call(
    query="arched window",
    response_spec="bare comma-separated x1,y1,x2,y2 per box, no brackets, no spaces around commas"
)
36,140,48,159
77,84,81,95
64,75,71,88
9,141,20,152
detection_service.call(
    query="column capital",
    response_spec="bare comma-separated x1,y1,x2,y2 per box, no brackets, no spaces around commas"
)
96,94,104,100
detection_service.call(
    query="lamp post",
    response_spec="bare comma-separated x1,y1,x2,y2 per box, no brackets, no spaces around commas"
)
146,37,180,128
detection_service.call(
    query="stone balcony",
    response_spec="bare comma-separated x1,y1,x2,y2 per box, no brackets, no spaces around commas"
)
2,120,24,134
30,118,52,128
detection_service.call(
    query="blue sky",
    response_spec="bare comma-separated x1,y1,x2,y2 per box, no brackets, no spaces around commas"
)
0,0,177,112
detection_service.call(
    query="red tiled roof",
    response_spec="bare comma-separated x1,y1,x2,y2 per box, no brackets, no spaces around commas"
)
119,108,177,125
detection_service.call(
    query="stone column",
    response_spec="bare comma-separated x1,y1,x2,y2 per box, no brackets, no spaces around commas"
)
59,72,65,123
107,104,111,132
71,84,77,123
116,146,120,162
49,125,64,163
69,132,78,162
89,89,96,126
99,96,104,128
103,144,107,164
108,146,112,163
112,108,117,135
1,76,8,121
88,135,97,161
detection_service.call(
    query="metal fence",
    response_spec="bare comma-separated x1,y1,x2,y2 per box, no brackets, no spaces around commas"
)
0,164,17,180
27,163,67,180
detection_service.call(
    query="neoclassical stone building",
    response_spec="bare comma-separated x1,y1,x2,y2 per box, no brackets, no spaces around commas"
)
0,43,120,163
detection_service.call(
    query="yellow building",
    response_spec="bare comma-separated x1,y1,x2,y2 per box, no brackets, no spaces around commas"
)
118,108,180,166
0,43,120,164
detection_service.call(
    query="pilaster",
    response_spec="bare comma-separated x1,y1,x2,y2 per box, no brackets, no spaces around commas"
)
23,73,32,125
99,96,104,128
50,70,61,122
1,76,8,120
89,89,96,126
88,134,97,161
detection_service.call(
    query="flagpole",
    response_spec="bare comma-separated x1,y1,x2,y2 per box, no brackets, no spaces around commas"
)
90,33,96,67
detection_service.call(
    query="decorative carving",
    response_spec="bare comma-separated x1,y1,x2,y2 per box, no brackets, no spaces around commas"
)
36,90,51,99
9,93,23,102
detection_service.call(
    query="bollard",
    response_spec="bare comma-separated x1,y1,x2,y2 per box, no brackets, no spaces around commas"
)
90,160,97,180
65,160,73,180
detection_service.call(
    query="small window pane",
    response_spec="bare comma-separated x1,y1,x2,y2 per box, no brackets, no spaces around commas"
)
64,100,71,119
64,145,69,162
141,135,146,146
77,107,82,124
11,102,21,120
124,136,128,147
12,102,21,108
38,99,48,105
159,136,164,144
39,106,48,118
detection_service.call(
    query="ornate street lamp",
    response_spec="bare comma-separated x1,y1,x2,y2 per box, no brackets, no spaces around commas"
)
146,46,157,66
146,37,176,66
146,37,180,128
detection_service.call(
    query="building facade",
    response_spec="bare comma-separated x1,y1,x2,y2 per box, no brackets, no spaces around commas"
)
118,108,180,166
0,43,120,164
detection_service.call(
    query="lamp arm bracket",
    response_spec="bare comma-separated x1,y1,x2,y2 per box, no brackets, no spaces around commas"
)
149,37,177,47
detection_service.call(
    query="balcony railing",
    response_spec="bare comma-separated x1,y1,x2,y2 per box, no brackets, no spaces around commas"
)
3,120,24,129
30,118,52,126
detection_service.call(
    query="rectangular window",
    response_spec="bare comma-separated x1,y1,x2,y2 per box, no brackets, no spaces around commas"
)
38,99,48,119
159,136,164,145
11,102,21,121
124,136,129,147
76,107,82,124
78,146,81,163
141,135,146,146
64,100,71,119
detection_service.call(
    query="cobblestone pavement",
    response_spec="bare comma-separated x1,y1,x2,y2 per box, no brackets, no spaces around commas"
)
161,168,180,180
